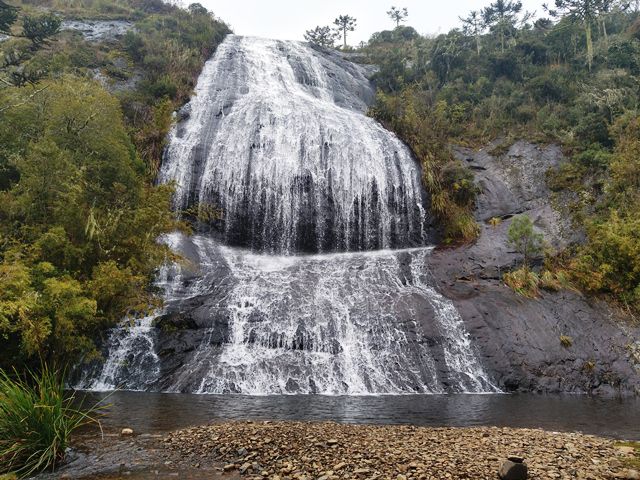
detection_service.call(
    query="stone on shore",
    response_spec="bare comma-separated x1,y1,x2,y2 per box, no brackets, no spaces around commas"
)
165,421,628,480
498,457,528,480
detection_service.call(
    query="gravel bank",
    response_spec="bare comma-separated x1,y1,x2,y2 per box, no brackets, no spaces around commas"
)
165,421,636,479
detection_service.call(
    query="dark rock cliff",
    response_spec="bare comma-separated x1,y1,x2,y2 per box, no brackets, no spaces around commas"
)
427,140,640,394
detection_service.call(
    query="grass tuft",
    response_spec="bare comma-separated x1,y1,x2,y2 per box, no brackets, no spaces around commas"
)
0,366,101,478
560,335,573,348
503,267,540,298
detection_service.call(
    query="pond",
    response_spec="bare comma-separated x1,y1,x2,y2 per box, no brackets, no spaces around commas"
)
80,391,640,440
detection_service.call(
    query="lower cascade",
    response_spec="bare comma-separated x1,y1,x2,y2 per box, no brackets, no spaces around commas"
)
76,35,499,394
77,234,498,394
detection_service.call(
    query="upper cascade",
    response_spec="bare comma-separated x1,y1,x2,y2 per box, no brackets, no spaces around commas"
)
159,35,429,254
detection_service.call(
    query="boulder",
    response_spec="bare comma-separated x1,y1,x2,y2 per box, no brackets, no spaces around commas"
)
498,458,528,480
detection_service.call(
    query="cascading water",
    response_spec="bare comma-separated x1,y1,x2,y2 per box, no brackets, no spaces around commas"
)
159,35,427,253
77,35,498,394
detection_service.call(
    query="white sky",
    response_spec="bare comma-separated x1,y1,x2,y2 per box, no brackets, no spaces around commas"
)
199,0,548,45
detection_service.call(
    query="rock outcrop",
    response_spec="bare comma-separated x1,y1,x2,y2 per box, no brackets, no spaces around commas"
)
427,140,640,394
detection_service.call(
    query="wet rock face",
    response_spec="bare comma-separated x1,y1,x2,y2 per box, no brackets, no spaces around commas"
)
144,235,499,395
62,20,134,42
429,141,640,395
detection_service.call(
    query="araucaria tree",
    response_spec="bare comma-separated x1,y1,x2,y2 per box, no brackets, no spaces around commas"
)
483,0,524,53
545,0,624,70
387,6,409,27
304,25,338,48
333,14,357,49
459,10,485,55
0,1,60,87
507,215,544,268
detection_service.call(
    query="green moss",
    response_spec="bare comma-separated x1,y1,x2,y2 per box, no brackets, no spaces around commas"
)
615,442,640,470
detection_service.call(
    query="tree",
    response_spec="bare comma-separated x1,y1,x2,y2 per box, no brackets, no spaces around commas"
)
0,8,60,88
304,25,339,48
0,0,18,34
460,10,485,55
483,0,525,53
21,13,60,46
543,0,618,70
333,14,357,49
387,6,408,27
187,3,209,16
597,0,632,46
507,215,544,268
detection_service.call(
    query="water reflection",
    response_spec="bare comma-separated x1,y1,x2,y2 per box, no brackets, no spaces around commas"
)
79,392,640,440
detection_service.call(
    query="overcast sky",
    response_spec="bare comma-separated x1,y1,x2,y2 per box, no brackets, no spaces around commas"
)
198,0,548,45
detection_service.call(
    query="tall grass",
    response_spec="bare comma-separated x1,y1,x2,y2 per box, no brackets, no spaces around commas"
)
0,367,100,478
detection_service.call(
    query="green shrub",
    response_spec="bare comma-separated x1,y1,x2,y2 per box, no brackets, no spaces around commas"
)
0,367,101,478
507,215,544,267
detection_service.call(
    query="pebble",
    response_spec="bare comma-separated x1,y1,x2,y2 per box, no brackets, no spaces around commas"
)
165,421,630,480
120,428,134,436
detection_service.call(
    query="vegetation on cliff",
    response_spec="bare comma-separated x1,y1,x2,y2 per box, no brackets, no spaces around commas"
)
358,2,640,311
0,0,230,370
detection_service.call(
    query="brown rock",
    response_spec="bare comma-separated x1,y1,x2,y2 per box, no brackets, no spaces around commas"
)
498,459,528,480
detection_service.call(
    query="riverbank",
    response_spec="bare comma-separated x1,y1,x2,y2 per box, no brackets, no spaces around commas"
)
37,419,640,479
164,421,638,480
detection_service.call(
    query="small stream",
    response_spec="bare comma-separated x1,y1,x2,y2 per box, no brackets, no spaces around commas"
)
81,391,640,440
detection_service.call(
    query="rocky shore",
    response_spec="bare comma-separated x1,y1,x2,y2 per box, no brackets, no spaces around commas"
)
164,421,638,480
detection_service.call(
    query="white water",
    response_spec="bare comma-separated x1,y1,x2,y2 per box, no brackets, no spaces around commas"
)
159,35,427,253
80,36,499,395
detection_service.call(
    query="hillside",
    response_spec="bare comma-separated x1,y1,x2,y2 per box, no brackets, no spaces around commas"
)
0,0,230,370
358,4,640,315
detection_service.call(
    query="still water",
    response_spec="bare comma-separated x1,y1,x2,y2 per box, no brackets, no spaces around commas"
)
79,391,640,440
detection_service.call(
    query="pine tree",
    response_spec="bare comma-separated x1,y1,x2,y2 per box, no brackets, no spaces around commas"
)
304,25,339,48
483,0,524,53
333,15,357,49
460,10,485,55
387,6,409,27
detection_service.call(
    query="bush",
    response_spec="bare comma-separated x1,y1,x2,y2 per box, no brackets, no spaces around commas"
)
503,267,540,297
507,215,544,267
0,367,100,478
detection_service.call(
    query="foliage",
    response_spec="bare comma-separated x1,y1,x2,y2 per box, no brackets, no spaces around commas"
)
0,367,100,478
371,88,480,242
503,267,540,297
570,116,640,309
0,4,61,87
507,215,544,267
304,25,339,48
0,0,226,368
483,0,530,53
387,6,408,27
333,14,357,49
0,78,182,368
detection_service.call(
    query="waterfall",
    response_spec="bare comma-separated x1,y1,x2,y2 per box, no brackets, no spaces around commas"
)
159,35,428,253
78,35,498,394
